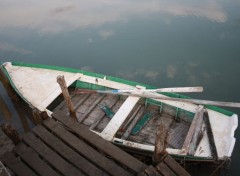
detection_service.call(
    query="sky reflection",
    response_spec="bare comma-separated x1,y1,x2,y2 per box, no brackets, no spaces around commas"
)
0,0,228,34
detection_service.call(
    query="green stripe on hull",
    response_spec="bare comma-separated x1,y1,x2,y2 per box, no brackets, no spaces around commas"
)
6,62,234,116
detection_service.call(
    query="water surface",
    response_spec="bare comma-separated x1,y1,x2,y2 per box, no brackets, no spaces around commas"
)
0,0,240,175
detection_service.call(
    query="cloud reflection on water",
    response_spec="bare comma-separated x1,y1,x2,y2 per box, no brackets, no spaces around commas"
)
0,0,227,34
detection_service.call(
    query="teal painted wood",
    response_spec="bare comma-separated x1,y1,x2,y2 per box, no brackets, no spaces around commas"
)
98,104,115,118
131,112,152,135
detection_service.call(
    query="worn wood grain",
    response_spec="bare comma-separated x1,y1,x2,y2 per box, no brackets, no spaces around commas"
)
122,106,145,140
43,118,132,176
181,105,204,154
57,75,77,120
22,132,84,176
203,110,218,160
144,165,162,176
156,163,176,176
89,95,118,130
78,94,105,123
52,111,147,174
0,152,38,176
32,125,106,176
163,155,191,176
14,143,60,176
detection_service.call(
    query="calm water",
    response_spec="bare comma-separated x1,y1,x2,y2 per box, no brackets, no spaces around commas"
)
0,0,240,175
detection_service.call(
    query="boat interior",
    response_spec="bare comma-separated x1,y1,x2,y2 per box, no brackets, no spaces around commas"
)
48,89,193,150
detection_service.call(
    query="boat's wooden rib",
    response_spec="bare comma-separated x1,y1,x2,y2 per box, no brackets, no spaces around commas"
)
89,95,119,130
121,104,142,132
181,106,204,155
78,94,105,123
189,108,205,155
204,110,218,160
101,96,141,141
122,106,145,140
168,121,191,149
67,93,91,115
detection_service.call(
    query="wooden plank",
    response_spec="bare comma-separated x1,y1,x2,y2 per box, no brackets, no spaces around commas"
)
69,94,91,115
153,123,169,162
43,118,133,176
144,165,162,176
52,112,147,173
22,132,84,176
57,75,77,120
92,91,240,108
189,108,204,155
203,111,218,160
121,104,142,131
0,161,11,176
181,105,204,154
156,163,176,176
163,155,191,176
0,94,12,121
122,107,145,140
89,96,118,130
0,152,38,176
78,94,105,123
14,143,60,176
0,65,19,102
32,125,105,176
138,172,148,176
101,96,140,141
131,112,153,135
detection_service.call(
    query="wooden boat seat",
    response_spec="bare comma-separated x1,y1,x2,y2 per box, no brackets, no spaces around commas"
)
100,96,140,141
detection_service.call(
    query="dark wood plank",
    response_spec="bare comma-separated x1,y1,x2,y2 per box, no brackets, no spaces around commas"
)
0,152,38,176
78,94,105,123
144,165,162,176
52,110,147,173
163,155,190,176
14,143,60,176
203,111,218,160
138,172,148,176
156,163,176,176
32,125,106,176
0,161,10,176
22,132,84,176
43,118,132,176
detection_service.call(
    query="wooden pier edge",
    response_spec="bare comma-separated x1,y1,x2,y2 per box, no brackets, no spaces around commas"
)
0,110,150,176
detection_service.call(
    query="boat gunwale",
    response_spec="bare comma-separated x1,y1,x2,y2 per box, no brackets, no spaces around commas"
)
5,61,235,117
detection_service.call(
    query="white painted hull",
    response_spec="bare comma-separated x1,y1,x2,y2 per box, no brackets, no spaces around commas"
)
1,62,238,161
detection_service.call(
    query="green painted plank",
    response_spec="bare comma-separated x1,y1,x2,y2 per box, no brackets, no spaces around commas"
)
131,113,152,135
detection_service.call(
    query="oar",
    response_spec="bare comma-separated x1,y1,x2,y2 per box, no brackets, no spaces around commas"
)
73,87,203,94
73,90,240,108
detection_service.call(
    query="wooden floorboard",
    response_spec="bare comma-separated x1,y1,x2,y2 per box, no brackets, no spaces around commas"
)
163,155,191,176
32,125,106,176
22,132,85,176
0,152,38,176
43,117,133,176
14,143,60,176
52,110,147,174
156,163,176,176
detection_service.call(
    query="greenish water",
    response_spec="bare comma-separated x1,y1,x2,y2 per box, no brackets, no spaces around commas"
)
0,0,240,175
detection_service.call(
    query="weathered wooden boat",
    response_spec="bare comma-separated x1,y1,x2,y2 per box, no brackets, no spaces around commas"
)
0,62,238,165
